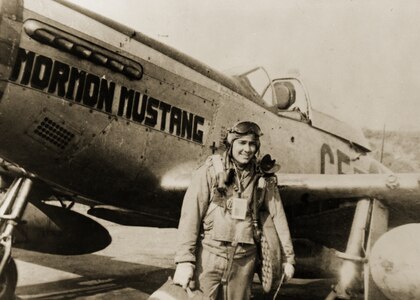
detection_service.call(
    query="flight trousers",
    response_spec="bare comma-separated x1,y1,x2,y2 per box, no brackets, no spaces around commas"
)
194,243,256,300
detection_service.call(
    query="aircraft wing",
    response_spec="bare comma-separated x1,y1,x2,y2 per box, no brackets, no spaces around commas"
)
277,172,420,219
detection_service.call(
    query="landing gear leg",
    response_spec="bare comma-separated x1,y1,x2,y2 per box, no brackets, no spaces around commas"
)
0,177,33,300
362,199,388,300
326,198,371,300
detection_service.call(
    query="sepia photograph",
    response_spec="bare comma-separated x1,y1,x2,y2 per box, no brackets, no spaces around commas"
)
0,0,419,299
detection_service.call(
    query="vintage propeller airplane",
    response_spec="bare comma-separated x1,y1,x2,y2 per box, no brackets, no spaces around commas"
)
0,0,419,299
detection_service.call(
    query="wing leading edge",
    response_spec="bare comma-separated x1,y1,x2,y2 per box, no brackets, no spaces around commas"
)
277,172,420,222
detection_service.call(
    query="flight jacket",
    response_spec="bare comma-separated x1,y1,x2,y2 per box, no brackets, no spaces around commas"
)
174,153,295,265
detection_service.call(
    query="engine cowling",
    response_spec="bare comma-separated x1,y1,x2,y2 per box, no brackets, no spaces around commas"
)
370,224,420,300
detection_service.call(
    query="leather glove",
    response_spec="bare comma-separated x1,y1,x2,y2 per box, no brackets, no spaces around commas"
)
173,262,195,289
282,262,295,282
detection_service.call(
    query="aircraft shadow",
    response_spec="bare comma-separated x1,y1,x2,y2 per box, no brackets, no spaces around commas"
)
14,248,173,299
14,248,333,299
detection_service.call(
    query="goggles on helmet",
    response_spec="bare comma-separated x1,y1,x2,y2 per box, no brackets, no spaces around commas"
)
228,121,263,137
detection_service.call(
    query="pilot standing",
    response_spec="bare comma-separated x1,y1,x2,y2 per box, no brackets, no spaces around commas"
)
173,121,295,299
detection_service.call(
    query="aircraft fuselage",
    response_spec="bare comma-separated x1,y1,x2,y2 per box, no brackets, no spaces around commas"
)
0,0,380,222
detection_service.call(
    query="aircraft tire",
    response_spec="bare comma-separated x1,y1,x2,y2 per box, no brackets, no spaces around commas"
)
0,258,17,300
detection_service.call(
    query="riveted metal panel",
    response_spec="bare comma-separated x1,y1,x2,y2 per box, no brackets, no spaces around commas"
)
0,84,112,177
63,118,150,203
18,6,218,147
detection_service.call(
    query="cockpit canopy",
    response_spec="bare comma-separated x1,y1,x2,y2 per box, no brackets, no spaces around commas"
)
231,66,310,122
231,66,371,151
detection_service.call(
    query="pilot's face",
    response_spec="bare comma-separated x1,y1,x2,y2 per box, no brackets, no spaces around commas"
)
231,134,258,166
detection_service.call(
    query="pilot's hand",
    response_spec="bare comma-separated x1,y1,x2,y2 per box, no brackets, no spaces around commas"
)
282,262,295,282
173,262,195,289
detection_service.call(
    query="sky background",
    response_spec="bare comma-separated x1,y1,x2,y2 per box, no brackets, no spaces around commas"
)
67,0,420,131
